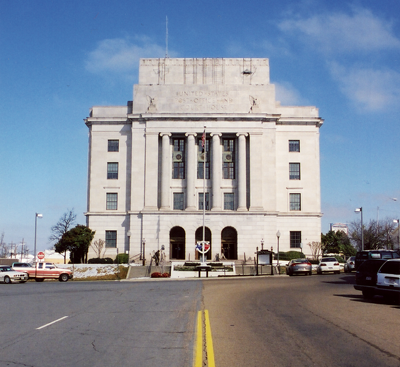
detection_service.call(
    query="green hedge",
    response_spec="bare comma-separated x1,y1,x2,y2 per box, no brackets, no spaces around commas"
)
276,251,305,261
88,257,114,264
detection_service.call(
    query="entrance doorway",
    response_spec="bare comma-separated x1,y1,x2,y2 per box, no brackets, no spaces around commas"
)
221,227,237,260
170,226,185,259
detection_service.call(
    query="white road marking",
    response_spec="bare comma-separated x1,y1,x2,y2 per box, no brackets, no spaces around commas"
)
36,316,68,330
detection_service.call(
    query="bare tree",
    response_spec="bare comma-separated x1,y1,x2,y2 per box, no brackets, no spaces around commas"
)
50,209,77,263
50,209,77,243
0,233,9,258
91,238,105,258
308,241,322,260
349,217,396,250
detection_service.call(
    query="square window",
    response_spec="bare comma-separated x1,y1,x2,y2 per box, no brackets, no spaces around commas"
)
108,140,119,152
222,139,235,179
289,163,300,180
107,162,118,179
173,193,184,210
199,193,210,210
290,193,301,211
105,230,117,248
290,231,302,248
224,193,234,210
106,193,118,210
289,140,300,152
198,138,210,179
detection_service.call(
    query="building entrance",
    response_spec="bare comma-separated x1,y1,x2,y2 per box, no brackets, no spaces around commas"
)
170,226,185,259
221,227,237,260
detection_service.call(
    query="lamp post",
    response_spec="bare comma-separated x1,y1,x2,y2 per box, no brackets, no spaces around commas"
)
355,207,364,251
393,219,399,250
261,238,264,251
142,238,146,266
276,230,281,274
34,213,43,262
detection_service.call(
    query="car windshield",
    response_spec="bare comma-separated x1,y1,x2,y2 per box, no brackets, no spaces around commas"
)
1,267,12,272
293,259,308,263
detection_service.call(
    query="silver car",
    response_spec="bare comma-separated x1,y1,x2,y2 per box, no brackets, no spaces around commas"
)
0,265,28,284
344,256,356,273
286,259,312,276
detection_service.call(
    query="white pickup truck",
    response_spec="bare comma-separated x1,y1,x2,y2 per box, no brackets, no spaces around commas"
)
13,262,73,282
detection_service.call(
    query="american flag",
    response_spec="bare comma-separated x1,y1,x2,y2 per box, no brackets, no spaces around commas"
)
201,130,205,149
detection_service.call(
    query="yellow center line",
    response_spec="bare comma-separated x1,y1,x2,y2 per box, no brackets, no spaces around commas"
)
194,310,203,367
194,310,216,367
204,310,216,367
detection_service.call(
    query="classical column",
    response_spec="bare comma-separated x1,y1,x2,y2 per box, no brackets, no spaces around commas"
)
144,132,159,210
185,132,197,210
211,133,222,210
237,133,248,211
249,132,264,211
160,133,171,210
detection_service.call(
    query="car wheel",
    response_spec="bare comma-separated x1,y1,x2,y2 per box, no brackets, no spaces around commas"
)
362,290,374,299
336,271,340,274
35,278,44,282
309,270,312,276
59,274,69,282
20,281,26,283
4,276,11,284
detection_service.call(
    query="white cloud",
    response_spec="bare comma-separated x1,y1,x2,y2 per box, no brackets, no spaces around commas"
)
279,8,400,53
85,37,166,74
329,62,400,111
274,81,305,105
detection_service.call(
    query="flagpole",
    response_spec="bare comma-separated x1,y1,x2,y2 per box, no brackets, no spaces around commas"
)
202,126,206,263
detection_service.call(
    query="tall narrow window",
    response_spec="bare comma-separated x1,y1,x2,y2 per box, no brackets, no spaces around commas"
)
173,192,184,210
106,193,118,210
108,140,119,152
222,138,235,179
290,231,301,248
172,138,185,179
199,193,210,210
289,163,300,180
197,138,210,179
224,193,234,210
105,230,117,248
290,193,301,211
107,162,118,179
289,140,300,152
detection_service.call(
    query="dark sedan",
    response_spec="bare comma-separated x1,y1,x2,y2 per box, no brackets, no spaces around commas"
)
355,259,387,286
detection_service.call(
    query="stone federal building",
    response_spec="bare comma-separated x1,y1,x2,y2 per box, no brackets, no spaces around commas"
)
85,58,323,262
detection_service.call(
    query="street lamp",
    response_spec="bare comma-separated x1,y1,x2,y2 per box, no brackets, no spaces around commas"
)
142,238,146,266
276,230,281,274
34,213,43,262
261,238,264,250
355,207,364,251
393,219,399,250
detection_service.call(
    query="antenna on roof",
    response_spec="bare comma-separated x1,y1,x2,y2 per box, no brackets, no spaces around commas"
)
165,16,169,58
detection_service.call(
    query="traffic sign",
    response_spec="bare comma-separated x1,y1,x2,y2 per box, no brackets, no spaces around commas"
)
37,251,45,260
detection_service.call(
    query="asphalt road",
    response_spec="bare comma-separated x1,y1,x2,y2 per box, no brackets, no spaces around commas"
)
0,274,399,367
203,274,400,367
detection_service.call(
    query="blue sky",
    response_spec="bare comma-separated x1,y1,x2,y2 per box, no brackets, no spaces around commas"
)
2,0,400,253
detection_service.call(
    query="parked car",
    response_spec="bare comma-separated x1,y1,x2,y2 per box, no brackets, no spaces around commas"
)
286,259,312,276
355,250,399,270
354,259,400,301
355,259,387,286
0,265,29,284
12,262,73,282
317,257,340,274
344,256,356,273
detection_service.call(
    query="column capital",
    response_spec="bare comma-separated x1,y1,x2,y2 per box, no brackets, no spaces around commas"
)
236,132,249,137
210,133,222,137
185,132,197,137
159,132,172,137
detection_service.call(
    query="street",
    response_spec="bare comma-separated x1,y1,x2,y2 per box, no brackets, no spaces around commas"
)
0,274,399,366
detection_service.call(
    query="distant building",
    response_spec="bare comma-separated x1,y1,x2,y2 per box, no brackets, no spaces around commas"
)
84,58,323,262
330,223,349,235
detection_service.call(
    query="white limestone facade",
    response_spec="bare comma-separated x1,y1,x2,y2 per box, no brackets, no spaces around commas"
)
85,58,323,262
